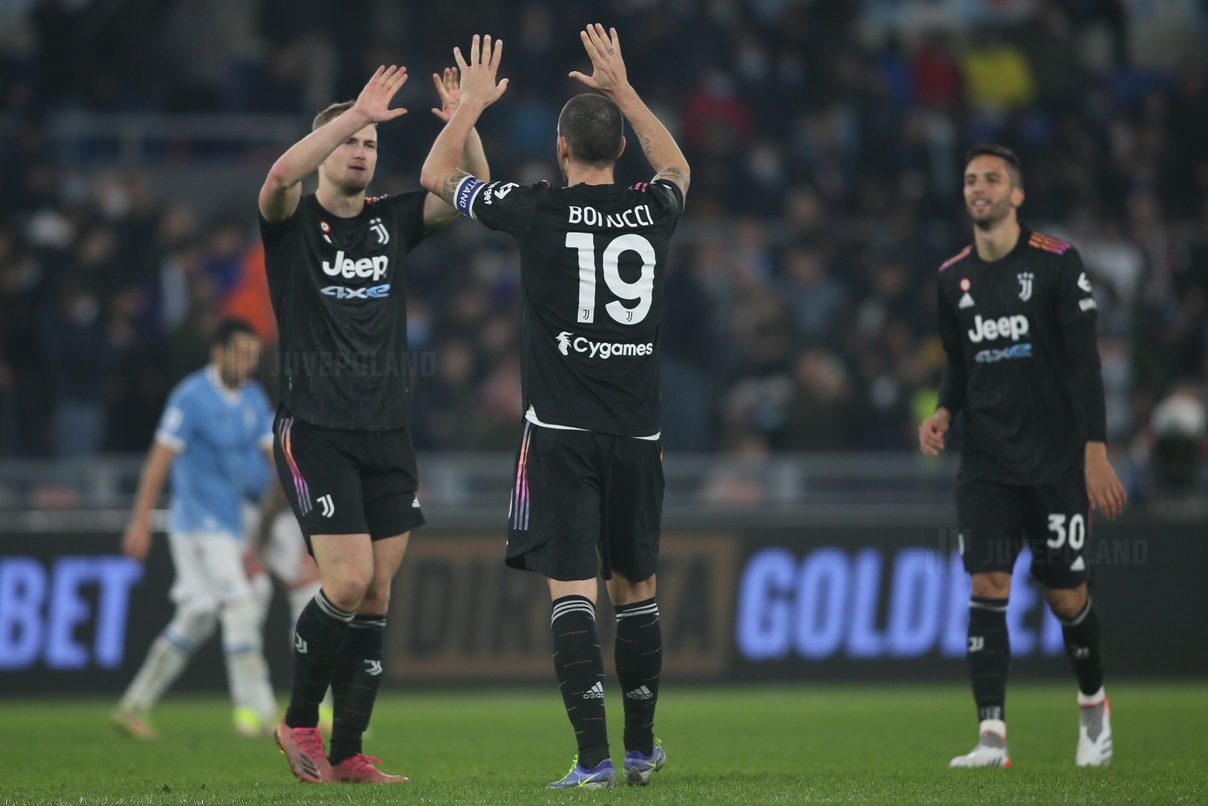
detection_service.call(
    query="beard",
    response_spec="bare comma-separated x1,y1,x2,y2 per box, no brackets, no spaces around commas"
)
341,172,371,193
322,165,371,195
969,196,1013,229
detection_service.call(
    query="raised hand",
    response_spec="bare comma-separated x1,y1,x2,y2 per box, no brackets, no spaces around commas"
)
352,65,410,124
453,34,509,110
568,24,630,97
430,67,463,122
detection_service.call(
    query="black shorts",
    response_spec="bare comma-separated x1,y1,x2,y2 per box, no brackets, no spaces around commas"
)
505,421,664,582
956,473,1091,589
273,410,426,544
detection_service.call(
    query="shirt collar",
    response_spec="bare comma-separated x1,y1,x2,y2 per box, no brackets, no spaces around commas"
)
207,365,244,404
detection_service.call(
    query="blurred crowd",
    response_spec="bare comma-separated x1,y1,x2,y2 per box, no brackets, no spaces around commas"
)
0,0,1205,497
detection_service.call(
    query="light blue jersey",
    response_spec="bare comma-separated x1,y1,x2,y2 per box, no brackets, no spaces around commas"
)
155,367,274,536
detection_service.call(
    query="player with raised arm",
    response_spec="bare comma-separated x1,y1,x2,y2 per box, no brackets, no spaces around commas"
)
259,63,488,783
919,145,1127,769
111,319,278,741
421,26,689,789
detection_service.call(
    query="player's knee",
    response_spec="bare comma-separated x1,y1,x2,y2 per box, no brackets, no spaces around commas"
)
324,574,372,611
608,574,656,606
1046,586,1088,620
970,572,1011,599
165,605,218,651
358,581,391,614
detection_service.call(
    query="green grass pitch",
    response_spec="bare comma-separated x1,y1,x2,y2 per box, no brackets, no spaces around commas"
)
3,683,1206,804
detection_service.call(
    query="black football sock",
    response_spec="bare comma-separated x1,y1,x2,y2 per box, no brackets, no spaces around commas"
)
550,595,609,769
614,598,661,755
285,590,354,728
328,614,386,765
1059,598,1104,696
968,596,1010,723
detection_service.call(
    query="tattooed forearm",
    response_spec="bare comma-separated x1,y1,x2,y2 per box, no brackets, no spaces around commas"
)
437,169,471,206
655,167,690,192
638,134,653,157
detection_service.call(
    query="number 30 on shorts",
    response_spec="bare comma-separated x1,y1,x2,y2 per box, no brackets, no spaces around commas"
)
1046,513,1086,550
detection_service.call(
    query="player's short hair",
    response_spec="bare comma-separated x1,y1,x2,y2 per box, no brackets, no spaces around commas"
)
557,93,624,167
211,317,258,347
312,100,357,131
965,144,1023,188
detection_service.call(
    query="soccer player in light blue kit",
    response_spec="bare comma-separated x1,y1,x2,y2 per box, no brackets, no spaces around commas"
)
112,319,279,739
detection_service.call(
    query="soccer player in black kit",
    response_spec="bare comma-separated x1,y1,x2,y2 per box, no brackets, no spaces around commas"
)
420,27,688,788
918,145,1128,768
259,64,489,783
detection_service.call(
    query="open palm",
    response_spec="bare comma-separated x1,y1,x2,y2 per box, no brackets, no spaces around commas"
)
431,67,462,122
453,34,509,109
568,24,630,96
352,65,410,124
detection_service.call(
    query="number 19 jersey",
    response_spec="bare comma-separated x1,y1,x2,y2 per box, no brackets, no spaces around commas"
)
455,176,683,437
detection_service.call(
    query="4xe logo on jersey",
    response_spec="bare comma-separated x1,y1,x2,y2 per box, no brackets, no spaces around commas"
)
322,283,391,300
967,314,1029,343
556,331,653,359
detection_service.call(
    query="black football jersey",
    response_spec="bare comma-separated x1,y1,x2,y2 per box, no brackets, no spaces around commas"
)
454,176,683,437
260,192,430,431
936,227,1107,485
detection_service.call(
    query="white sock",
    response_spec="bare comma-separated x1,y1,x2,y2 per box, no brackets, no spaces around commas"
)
979,718,1007,739
120,635,190,712
1077,687,1106,707
250,573,273,625
225,648,278,725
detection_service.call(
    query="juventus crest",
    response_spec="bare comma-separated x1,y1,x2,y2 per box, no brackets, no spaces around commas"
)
369,217,390,245
1017,272,1034,301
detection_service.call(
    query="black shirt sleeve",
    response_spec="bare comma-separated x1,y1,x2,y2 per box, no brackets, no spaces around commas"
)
380,190,430,253
457,177,541,237
1055,249,1107,443
258,204,302,283
936,277,966,415
258,207,299,247
648,178,684,222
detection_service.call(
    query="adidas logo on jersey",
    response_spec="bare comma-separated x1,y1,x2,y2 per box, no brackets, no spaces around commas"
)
583,681,605,700
322,250,389,281
556,331,654,359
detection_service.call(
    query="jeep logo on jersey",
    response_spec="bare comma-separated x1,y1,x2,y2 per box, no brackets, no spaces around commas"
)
968,314,1029,343
321,283,391,300
321,250,389,281
555,330,653,359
